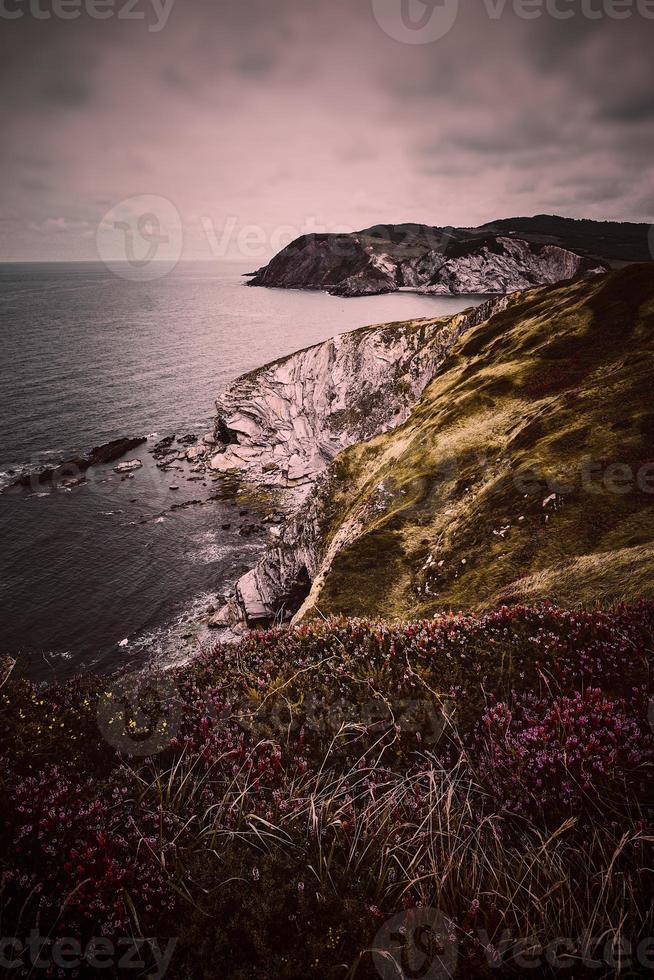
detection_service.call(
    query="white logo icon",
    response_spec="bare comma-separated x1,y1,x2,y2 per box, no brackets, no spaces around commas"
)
373,907,458,979
96,194,183,281
97,675,182,756
371,0,459,44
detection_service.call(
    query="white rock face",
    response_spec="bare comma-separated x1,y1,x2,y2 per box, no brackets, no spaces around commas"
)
421,238,607,295
204,295,514,623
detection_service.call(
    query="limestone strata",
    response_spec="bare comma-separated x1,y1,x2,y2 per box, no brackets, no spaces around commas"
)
419,238,606,295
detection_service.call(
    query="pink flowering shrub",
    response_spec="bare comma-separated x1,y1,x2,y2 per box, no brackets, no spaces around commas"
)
473,687,653,822
2,764,176,942
0,602,652,977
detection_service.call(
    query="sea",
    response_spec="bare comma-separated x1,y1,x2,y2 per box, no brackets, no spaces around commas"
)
0,261,478,682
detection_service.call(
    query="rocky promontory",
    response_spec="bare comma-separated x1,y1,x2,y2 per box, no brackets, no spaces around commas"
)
243,215,647,297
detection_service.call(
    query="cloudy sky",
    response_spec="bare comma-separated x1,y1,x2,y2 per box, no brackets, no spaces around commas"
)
1,0,653,261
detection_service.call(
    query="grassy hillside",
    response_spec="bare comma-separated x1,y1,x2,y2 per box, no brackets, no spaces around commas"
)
300,264,654,621
355,215,652,264
480,214,652,264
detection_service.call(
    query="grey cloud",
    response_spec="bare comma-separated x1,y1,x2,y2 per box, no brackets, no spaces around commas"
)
0,0,652,259
601,93,654,123
448,122,557,156
235,49,278,78
161,65,196,94
42,76,92,108
20,177,50,192
549,176,624,206
524,15,604,70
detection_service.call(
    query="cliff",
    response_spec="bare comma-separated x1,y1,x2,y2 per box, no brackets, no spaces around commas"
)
188,297,513,622
245,214,651,298
249,232,607,298
418,237,607,295
205,264,654,625
207,295,512,497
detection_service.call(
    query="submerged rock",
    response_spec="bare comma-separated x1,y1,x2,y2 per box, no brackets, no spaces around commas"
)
151,434,176,458
114,459,143,474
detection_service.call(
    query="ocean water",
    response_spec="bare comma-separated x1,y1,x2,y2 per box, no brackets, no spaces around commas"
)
0,261,478,682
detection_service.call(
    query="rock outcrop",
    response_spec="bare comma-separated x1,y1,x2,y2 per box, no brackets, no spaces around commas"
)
247,219,619,298
8,436,147,491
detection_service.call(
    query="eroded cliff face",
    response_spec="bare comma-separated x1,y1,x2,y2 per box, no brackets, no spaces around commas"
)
207,316,460,496
247,227,608,298
419,238,606,295
197,295,515,623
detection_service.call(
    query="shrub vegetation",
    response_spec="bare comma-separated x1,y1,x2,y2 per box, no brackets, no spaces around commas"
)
1,603,653,977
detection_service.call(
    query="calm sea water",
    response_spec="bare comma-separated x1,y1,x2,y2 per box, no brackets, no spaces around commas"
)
0,261,477,682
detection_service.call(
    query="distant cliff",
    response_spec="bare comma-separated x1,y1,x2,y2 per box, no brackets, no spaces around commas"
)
246,214,650,298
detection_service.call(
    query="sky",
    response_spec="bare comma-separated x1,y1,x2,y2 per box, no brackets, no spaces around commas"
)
1,0,653,262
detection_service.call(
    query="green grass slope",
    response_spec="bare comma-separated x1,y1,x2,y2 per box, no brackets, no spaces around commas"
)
301,264,654,620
